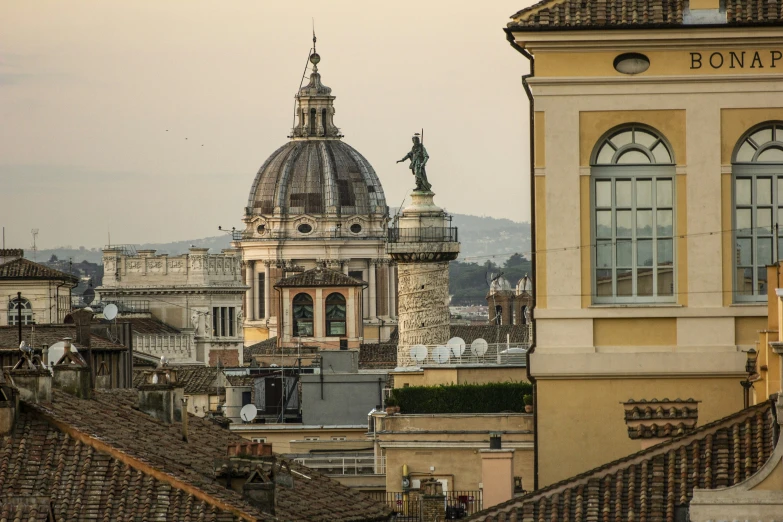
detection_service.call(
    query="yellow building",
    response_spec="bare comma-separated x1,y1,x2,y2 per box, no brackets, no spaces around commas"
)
0,249,77,326
370,411,533,502
506,0,783,487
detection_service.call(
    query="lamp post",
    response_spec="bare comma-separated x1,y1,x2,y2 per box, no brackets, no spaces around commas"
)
741,347,758,409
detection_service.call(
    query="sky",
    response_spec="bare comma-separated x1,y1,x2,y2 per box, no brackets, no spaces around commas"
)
0,1,535,250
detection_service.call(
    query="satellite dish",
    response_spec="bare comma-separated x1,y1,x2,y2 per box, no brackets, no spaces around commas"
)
103,303,118,321
447,337,466,357
240,404,257,423
432,345,450,364
82,287,95,305
471,338,488,357
409,344,428,362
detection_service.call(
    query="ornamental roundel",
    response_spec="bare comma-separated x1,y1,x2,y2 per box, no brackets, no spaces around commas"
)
345,217,365,235
294,217,317,236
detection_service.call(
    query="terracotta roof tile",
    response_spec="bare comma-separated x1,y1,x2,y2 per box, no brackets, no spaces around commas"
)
0,258,78,283
508,0,783,30
0,325,126,352
16,388,392,521
466,400,777,521
133,366,222,394
274,268,365,288
125,317,181,334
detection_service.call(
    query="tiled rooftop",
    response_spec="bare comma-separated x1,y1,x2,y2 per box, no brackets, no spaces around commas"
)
124,317,181,335
12,387,392,521
0,257,78,284
508,0,783,30
467,400,778,521
133,366,222,395
0,325,126,352
273,268,365,288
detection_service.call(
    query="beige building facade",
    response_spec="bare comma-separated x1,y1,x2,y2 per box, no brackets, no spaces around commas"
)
370,412,534,494
0,249,77,326
98,247,246,366
507,0,783,487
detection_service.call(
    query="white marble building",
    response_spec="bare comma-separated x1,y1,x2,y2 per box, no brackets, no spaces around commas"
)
98,247,246,366
235,47,397,346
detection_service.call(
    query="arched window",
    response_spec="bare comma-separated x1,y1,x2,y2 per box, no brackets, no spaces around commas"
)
494,305,503,325
292,293,313,337
322,108,327,135
732,122,783,301
591,124,676,303
309,108,316,136
8,296,34,325
325,292,346,336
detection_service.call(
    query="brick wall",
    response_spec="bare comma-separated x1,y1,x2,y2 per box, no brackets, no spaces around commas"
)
209,349,239,367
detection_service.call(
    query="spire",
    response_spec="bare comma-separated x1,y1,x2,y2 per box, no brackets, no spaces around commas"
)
291,37,341,139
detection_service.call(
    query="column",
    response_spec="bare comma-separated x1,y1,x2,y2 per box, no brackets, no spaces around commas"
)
245,261,255,322
369,260,377,319
264,262,271,320
389,263,397,319
342,260,349,275
252,262,261,321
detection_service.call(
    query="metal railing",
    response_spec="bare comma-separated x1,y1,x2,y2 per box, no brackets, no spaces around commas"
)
396,342,528,368
367,490,483,520
387,227,458,243
232,230,386,242
292,455,386,475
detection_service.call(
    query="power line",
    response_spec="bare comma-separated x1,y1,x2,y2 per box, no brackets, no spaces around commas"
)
461,223,774,262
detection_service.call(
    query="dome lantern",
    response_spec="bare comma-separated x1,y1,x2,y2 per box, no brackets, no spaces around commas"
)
291,46,341,139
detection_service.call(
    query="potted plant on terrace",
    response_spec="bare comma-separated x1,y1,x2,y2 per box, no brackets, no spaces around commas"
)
385,395,399,415
523,394,533,413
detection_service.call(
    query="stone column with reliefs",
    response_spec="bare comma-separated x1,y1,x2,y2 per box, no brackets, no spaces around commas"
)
387,191,460,348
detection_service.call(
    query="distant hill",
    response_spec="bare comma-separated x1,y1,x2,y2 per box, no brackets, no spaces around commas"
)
29,213,530,266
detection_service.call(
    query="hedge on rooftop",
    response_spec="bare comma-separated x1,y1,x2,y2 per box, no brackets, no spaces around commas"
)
389,381,532,414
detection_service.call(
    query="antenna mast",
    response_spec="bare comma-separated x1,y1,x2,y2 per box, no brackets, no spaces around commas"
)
30,229,39,261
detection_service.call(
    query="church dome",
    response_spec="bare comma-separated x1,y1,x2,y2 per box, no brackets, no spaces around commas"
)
245,47,387,218
247,140,387,216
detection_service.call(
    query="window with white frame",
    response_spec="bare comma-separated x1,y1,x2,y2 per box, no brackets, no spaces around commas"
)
591,125,676,303
733,122,783,301
7,296,34,325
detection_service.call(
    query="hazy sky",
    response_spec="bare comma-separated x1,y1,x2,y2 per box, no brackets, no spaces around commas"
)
0,1,534,250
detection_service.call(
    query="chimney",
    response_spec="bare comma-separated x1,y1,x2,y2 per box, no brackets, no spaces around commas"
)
480,433,515,509
52,338,92,399
137,369,184,423
64,308,94,387
419,478,446,522
242,467,276,516
623,398,699,450
9,349,51,404
181,397,189,442
95,361,112,390
0,373,19,435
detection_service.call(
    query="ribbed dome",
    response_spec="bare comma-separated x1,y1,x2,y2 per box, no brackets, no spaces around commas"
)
247,140,387,216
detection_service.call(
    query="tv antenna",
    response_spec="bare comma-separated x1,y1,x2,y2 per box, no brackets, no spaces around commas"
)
30,229,39,261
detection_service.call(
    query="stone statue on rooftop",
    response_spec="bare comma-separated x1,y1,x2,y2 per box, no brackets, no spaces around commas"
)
397,134,432,192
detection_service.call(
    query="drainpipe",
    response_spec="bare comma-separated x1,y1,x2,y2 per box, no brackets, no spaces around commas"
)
504,26,538,491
